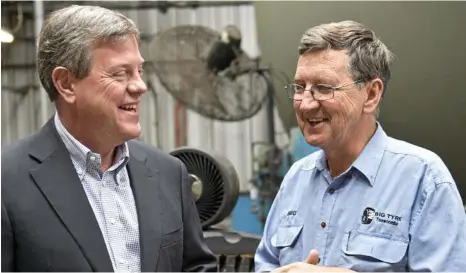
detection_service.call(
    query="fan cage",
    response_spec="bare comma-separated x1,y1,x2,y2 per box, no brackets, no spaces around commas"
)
148,25,269,122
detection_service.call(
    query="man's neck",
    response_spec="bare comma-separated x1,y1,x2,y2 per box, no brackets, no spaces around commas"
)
58,111,117,172
325,119,377,178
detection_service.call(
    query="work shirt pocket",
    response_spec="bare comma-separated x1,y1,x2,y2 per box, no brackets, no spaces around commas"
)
271,224,304,266
339,230,408,272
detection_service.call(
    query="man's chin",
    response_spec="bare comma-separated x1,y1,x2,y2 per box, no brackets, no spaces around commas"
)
119,124,142,140
304,135,326,148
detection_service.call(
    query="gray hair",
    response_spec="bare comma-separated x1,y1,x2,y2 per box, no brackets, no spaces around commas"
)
298,20,394,98
37,5,140,102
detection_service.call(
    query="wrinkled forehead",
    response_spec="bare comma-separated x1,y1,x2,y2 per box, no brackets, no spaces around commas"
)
294,49,350,81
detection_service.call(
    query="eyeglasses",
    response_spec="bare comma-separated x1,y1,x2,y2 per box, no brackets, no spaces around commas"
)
285,79,365,101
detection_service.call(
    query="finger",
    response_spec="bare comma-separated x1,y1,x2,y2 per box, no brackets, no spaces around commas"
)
304,249,320,265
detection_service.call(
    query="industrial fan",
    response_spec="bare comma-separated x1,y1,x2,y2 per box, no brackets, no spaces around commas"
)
152,25,277,271
148,24,270,121
169,147,240,229
149,23,284,235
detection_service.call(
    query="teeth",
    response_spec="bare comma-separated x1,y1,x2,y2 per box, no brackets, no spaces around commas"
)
308,118,325,122
120,105,136,111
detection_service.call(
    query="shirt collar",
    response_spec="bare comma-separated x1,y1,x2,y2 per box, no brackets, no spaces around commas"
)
315,122,388,186
351,122,388,186
54,112,130,176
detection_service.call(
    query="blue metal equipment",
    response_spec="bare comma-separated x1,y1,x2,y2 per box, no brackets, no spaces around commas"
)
231,127,320,235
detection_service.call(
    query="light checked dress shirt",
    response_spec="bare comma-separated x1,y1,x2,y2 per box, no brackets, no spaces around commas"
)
54,113,141,272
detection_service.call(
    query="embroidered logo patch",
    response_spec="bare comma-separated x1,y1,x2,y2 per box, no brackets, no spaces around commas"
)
362,207,402,226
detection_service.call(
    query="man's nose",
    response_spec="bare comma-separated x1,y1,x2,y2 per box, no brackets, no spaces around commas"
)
298,92,320,111
128,76,147,95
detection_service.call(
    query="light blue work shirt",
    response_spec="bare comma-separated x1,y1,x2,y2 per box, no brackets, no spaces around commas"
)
255,123,466,272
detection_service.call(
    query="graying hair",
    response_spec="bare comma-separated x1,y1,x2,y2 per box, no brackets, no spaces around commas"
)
299,20,394,100
37,5,140,102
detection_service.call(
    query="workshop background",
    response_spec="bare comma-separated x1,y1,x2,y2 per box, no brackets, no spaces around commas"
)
2,1,466,271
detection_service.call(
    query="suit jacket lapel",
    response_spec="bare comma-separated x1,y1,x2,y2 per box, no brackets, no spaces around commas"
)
29,119,113,272
127,143,162,272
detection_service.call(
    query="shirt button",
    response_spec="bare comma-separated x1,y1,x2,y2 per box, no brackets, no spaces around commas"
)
90,155,96,161
110,218,116,224
328,188,335,194
321,221,327,228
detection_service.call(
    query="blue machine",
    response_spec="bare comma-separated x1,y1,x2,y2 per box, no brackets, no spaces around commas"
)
231,127,320,235
288,127,321,163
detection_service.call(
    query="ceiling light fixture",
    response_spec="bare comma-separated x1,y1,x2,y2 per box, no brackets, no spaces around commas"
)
1,28,14,43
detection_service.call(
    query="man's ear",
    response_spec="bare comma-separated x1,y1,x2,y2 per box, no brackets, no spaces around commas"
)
51,67,76,104
363,78,384,115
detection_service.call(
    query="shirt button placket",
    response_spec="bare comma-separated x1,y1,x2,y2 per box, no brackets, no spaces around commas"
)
317,185,338,264
102,174,120,268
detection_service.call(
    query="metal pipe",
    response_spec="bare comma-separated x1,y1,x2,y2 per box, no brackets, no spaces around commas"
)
1,64,37,69
1,1,252,14
262,72,276,146
34,0,49,127
146,75,163,149
1,85,39,94
89,1,253,11
9,33,153,44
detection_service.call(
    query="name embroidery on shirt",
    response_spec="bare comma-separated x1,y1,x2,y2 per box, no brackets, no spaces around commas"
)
287,210,297,216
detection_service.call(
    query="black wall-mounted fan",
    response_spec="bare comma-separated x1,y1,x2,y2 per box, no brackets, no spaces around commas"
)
147,24,270,122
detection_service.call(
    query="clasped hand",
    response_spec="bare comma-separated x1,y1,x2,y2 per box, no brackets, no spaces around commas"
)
270,249,355,273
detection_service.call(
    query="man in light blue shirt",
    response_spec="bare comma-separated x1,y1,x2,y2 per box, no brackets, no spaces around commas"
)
255,20,466,272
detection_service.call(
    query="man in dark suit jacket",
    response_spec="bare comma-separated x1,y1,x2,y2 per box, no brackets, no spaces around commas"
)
1,4,218,272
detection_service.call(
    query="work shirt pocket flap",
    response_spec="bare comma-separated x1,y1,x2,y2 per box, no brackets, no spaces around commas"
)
271,225,303,248
342,231,408,263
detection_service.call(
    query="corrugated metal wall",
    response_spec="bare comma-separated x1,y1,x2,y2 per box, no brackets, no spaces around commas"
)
1,2,289,191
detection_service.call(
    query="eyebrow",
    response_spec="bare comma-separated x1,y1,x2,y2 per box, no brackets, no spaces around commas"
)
109,59,145,70
294,74,340,84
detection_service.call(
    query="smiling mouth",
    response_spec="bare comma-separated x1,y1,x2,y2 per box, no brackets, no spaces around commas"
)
307,118,329,126
119,105,137,112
